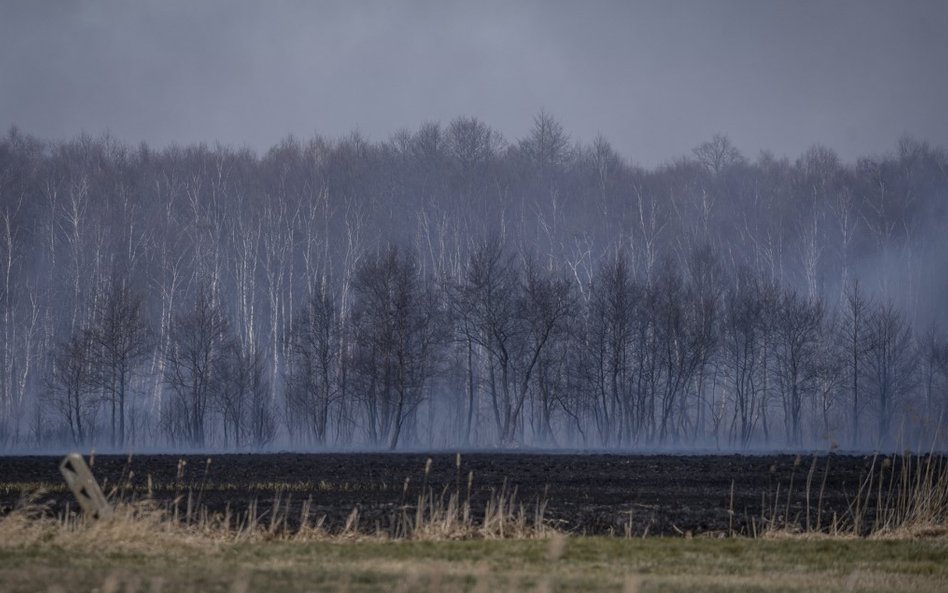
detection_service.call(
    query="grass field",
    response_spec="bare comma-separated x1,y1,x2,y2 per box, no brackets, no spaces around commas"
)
2,536,947,593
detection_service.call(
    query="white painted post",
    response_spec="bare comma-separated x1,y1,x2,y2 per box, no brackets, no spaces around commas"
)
59,453,112,520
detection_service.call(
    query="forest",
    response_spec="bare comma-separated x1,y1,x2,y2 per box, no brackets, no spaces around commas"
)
0,114,946,451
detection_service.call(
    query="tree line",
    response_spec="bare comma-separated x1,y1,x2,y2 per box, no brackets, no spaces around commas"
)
0,114,946,450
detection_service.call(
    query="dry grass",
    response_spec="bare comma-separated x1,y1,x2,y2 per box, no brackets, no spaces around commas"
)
758,451,948,539
398,459,552,540
0,491,226,553
0,456,552,552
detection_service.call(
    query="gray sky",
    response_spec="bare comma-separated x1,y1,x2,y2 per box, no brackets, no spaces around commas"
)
2,0,947,166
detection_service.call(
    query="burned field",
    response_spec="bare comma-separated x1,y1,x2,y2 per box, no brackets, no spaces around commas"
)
0,452,925,536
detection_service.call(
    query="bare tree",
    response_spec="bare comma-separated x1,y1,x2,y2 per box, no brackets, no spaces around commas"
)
653,262,705,444
519,257,576,444
865,303,917,446
520,111,570,175
47,329,97,445
460,238,519,443
918,329,948,441
164,287,229,447
217,338,273,448
841,280,872,446
586,252,637,444
693,134,744,176
772,290,824,446
446,271,482,445
722,270,764,447
685,247,723,445
88,278,151,448
350,246,442,449
286,283,340,446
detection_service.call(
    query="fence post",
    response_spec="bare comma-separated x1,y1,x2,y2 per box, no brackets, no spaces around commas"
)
59,453,112,520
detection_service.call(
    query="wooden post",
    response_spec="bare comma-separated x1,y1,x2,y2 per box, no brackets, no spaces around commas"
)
59,453,112,520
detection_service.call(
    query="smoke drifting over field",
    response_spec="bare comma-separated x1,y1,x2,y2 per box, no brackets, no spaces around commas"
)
0,124,945,452
0,2,946,452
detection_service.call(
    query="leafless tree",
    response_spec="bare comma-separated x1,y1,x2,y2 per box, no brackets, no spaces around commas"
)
286,283,340,446
723,270,764,447
518,257,575,444
350,246,442,448
520,111,570,175
653,262,705,444
460,238,520,444
772,290,824,446
585,252,637,444
841,280,872,446
88,278,151,447
47,329,97,445
217,338,273,448
685,247,723,444
164,287,229,447
865,302,917,445
693,134,744,176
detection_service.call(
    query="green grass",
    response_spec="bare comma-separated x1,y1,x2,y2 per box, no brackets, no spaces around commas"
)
2,537,947,592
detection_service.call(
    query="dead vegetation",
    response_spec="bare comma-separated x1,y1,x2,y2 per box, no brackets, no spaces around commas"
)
0,455,553,551
755,451,948,539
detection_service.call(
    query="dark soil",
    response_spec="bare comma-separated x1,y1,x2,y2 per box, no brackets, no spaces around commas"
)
0,452,920,536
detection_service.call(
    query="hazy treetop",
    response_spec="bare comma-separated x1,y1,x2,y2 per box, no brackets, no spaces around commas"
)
2,0,946,166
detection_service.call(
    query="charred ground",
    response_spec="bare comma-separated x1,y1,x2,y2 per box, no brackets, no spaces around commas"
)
0,452,916,536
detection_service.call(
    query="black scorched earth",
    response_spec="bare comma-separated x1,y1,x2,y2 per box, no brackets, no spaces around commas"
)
0,452,908,536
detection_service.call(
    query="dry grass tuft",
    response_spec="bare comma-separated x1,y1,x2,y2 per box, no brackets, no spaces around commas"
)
863,453,948,538
757,451,948,539
0,495,219,553
390,464,551,540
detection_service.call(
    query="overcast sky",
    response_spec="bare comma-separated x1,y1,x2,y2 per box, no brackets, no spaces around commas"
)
2,0,946,166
